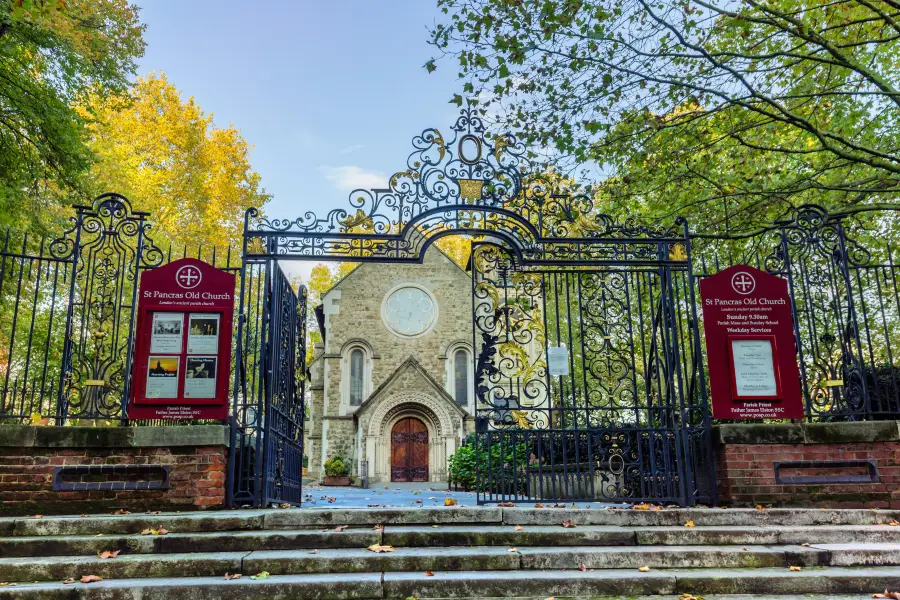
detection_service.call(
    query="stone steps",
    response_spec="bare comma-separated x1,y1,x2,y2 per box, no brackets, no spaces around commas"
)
5,543,900,581
3,506,900,536
1,507,900,599
2,568,900,599
3,523,899,557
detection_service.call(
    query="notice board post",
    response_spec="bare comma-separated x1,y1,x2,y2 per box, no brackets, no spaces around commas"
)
129,258,235,420
699,265,803,420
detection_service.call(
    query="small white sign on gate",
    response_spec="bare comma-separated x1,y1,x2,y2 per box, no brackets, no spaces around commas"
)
547,344,570,377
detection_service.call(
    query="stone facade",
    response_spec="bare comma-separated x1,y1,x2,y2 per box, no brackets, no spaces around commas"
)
307,247,475,483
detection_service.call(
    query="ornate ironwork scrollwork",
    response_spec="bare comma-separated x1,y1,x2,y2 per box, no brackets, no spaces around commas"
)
56,193,161,420
243,102,686,263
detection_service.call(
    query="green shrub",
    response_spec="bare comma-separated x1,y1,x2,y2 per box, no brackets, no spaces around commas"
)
448,433,534,494
448,441,477,489
324,455,349,477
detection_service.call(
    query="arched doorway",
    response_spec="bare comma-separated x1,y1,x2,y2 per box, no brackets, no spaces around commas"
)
390,417,429,482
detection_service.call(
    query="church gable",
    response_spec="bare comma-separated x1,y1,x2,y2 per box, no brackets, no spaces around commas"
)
355,356,466,422
324,243,468,300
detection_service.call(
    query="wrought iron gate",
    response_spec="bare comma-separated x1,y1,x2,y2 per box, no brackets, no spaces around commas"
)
471,241,716,505
228,250,307,508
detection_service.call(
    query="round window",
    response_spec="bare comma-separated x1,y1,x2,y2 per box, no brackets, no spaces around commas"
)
382,286,436,337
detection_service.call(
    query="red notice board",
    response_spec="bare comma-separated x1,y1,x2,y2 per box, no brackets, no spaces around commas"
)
129,258,235,420
699,265,803,420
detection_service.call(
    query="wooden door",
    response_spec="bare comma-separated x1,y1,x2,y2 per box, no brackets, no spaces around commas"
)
390,417,428,482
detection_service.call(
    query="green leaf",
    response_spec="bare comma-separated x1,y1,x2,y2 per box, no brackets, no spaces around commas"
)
450,94,464,107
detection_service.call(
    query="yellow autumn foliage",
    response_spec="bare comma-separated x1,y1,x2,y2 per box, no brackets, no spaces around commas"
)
77,72,270,249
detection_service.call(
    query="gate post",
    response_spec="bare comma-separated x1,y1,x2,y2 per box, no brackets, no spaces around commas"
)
227,208,256,508
833,217,873,416
681,219,718,505
56,207,86,425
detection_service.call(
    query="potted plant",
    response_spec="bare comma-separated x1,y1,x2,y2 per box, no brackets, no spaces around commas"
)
322,455,351,486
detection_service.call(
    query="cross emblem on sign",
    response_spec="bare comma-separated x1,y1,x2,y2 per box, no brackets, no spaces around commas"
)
175,265,202,289
731,271,755,295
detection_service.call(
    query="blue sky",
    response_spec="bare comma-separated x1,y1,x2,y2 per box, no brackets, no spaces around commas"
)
134,0,463,232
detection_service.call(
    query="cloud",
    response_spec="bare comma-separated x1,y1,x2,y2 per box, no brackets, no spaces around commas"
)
319,165,388,191
338,144,364,155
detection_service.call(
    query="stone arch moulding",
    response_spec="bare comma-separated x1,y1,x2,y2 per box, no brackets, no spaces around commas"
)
367,392,458,439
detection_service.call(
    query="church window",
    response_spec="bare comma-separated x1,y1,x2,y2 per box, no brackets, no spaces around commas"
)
454,349,469,405
350,349,364,406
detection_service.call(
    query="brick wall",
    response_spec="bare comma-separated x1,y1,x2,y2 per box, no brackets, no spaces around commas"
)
0,425,227,515
715,421,900,508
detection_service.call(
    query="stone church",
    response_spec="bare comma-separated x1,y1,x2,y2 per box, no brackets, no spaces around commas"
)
306,245,475,484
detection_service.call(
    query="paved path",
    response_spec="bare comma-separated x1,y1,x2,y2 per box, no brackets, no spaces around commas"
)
302,483,476,508
301,482,613,509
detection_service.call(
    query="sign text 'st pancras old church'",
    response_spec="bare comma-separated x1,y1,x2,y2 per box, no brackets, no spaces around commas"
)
699,265,804,420
129,258,235,420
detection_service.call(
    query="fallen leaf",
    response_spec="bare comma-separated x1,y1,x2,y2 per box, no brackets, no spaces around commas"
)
416,499,423,504
250,571,269,580
514,525,524,531
334,525,349,532
147,510,161,515
111,509,130,515
425,571,434,577
157,527,168,536
508,547,518,553
562,520,576,528
633,503,651,511
801,543,810,547
80,514,87,518
97,550,121,559
498,502,515,507
373,524,384,531
308,550,318,555
578,563,586,572
80,575,103,583
789,566,802,571
62,578,76,585
431,525,439,528
638,566,650,572
743,547,749,551
535,503,544,508
31,514,43,519
328,497,336,503
755,505,766,511
890,520,900,526
684,520,695,528
444,498,458,506
367,544,395,553
224,573,242,580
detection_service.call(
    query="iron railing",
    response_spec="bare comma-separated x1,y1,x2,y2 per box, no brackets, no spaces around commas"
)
691,204,900,422
0,194,239,424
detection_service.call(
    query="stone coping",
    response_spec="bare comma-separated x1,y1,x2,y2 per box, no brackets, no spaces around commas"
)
0,424,228,448
713,420,900,445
